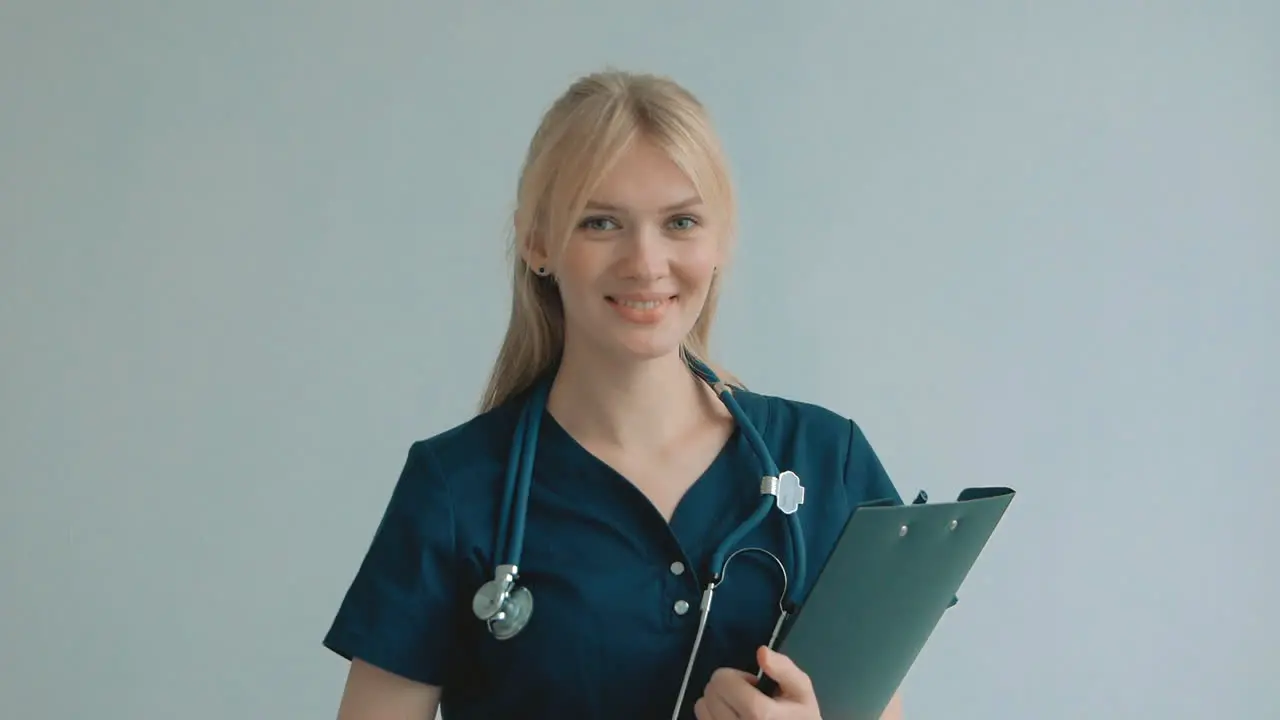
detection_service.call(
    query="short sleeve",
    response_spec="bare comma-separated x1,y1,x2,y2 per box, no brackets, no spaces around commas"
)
322,441,458,686
843,419,904,508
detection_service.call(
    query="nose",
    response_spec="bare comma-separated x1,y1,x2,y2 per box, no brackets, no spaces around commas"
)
620,223,670,280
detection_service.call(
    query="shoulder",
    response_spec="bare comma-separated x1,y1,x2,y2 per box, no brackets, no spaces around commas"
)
322,398,523,685
731,387,849,434
392,398,522,508
728,386,864,463
415,399,519,476
730,387,903,508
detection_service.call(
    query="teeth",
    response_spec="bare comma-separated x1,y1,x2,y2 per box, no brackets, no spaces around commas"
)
617,299,663,310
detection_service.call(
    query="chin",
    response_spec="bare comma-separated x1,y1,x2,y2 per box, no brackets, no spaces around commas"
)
618,342,683,363
601,328,689,364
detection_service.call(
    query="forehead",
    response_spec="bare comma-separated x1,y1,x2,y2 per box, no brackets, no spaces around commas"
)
587,138,701,210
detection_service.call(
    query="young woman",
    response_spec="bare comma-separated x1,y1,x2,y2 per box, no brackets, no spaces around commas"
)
324,69,907,720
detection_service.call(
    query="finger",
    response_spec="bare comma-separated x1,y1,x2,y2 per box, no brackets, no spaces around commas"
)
708,667,772,718
757,646,815,702
695,692,740,719
706,667,758,693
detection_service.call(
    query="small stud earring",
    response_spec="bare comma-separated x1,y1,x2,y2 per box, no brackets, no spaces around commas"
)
535,265,549,276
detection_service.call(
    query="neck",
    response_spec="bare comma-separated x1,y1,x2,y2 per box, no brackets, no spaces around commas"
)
547,346,721,452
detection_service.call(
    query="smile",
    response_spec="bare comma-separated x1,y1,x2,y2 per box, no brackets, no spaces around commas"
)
605,295,677,324
614,299,666,310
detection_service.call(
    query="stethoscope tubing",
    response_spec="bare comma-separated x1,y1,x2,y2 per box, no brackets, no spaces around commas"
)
497,366,807,605
496,378,549,572
484,361,808,718
703,378,807,609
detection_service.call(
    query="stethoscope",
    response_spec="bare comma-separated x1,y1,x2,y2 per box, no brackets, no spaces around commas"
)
470,357,808,719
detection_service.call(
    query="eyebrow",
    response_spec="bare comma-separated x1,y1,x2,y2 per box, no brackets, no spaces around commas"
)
583,196,704,213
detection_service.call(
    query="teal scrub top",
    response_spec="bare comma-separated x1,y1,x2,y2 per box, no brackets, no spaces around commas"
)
323,382,904,719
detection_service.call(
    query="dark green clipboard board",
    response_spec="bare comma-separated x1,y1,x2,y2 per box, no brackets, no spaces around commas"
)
760,487,1015,718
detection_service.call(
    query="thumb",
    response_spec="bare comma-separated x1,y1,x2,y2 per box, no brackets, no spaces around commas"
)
757,646,815,702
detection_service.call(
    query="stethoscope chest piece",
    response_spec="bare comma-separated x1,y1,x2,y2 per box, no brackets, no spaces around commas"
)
472,563,534,640
488,584,533,640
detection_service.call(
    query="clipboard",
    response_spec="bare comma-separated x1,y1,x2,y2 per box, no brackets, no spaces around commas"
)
758,486,1015,718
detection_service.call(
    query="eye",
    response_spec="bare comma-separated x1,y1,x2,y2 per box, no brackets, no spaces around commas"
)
667,215,700,232
578,216,619,232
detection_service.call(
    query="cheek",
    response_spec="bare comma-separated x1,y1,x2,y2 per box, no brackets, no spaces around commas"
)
554,241,600,285
552,247,607,315
679,244,721,287
556,245,593,284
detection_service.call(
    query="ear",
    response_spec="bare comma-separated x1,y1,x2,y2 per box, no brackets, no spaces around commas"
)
518,230,551,275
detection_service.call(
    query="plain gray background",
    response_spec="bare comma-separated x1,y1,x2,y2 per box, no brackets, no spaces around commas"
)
3,2,1276,718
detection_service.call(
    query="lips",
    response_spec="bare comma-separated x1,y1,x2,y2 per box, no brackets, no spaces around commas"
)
610,297,669,310
605,294,677,324
606,294,677,306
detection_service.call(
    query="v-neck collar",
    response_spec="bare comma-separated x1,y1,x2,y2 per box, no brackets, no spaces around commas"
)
531,390,772,571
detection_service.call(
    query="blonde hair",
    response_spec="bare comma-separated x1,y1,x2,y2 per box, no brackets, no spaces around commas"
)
479,69,739,412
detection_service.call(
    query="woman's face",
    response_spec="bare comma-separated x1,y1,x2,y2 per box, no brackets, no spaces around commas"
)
544,138,724,365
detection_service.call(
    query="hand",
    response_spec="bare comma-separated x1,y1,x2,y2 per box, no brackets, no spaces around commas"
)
693,645,821,719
